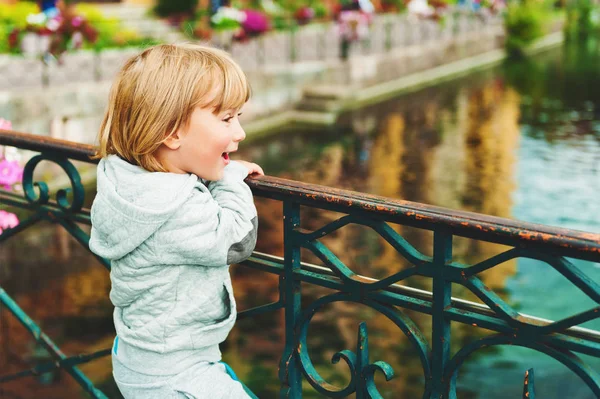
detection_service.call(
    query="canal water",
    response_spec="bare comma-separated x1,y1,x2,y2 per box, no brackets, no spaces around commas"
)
1,38,599,398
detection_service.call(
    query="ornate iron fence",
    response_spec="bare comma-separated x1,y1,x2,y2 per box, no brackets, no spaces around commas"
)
1,129,600,398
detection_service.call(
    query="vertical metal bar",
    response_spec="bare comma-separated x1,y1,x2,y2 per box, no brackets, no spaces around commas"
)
318,27,326,61
289,26,297,64
523,368,535,399
258,36,266,67
431,229,452,398
41,58,49,88
93,51,102,82
279,201,302,398
259,35,267,67
0,300,7,370
356,322,369,399
362,36,370,56
385,20,392,51
340,38,350,61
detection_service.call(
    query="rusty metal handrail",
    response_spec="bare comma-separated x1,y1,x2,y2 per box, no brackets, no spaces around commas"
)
3,129,599,260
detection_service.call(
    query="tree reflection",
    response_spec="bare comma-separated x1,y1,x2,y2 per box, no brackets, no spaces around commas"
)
228,77,522,397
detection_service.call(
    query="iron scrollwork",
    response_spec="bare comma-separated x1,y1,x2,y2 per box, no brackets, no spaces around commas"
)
294,291,434,398
283,209,600,398
22,153,85,212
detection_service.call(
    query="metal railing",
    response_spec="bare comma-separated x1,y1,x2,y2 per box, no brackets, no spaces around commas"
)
1,129,600,398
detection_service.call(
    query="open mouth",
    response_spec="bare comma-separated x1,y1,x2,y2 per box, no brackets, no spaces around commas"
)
222,152,230,164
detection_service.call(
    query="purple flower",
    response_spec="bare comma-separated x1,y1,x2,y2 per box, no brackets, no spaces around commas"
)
242,10,270,34
0,210,19,235
0,159,23,189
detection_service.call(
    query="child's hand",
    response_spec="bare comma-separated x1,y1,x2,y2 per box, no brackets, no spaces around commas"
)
236,160,264,177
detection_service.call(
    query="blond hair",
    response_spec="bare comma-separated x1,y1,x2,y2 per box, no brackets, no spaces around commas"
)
96,43,251,172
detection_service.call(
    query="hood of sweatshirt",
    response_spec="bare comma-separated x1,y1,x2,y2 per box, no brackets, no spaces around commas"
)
89,155,198,260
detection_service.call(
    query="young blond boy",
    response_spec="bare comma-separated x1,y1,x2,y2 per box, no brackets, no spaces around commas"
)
90,43,262,399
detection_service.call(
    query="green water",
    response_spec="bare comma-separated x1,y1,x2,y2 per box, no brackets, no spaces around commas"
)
461,39,600,399
237,37,600,398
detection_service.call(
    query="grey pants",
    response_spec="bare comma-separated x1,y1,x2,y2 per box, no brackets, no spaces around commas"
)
112,354,252,399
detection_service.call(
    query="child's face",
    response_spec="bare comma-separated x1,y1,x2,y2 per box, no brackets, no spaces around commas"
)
163,105,246,180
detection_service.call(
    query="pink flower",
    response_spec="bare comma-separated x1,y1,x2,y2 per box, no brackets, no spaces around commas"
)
0,159,23,189
71,16,83,28
47,17,61,32
295,7,315,24
0,118,11,130
72,31,83,49
338,11,370,41
241,10,270,34
0,210,19,235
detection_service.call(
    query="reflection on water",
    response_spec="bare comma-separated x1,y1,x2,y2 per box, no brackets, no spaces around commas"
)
242,71,523,398
2,38,600,398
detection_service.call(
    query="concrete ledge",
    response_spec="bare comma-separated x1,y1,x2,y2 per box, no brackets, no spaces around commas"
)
268,30,565,129
522,31,564,55
357,31,564,108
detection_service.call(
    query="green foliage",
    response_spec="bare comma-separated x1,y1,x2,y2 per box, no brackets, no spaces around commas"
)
0,2,158,54
0,24,8,53
381,0,407,11
75,3,119,50
504,0,549,56
565,0,599,37
153,0,198,18
0,1,38,51
75,4,159,51
271,15,293,30
0,1,38,28
275,0,316,13
313,2,329,19
213,19,241,31
230,0,247,10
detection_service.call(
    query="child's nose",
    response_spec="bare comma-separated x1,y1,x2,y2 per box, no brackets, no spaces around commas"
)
233,125,246,142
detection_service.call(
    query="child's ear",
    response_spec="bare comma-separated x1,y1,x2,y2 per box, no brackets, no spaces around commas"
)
162,130,182,150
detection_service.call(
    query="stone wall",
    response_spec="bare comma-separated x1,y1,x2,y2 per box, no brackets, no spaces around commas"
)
1,11,501,91
297,21,505,114
1,10,506,140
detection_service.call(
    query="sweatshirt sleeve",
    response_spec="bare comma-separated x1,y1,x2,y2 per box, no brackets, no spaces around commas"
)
153,161,258,266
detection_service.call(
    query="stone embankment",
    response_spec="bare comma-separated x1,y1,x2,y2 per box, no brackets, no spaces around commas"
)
0,10,564,139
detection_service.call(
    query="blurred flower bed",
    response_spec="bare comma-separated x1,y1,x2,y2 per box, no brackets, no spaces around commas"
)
0,1,159,59
0,118,22,236
0,0,526,63
162,0,469,44
0,0,514,59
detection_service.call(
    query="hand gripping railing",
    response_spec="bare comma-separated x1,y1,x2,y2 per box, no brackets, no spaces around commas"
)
1,129,600,398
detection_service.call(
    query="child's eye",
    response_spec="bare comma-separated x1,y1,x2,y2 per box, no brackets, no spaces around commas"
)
223,112,242,123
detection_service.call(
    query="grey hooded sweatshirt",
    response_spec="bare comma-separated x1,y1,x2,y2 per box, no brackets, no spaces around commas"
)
89,155,257,375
